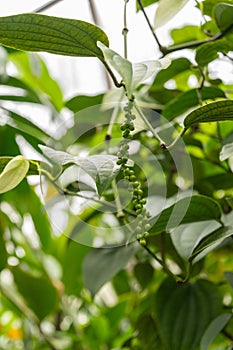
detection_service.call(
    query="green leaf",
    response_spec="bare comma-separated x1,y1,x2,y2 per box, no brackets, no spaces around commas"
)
136,0,159,11
65,94,103,113
150,195,222,235
155,278,222,350
199,0,233,17
0,155,29,194
97,42,133,96
224,271,233,288
200,313,232,350
0,157,39,176
2,107,51,143
171,25,207,45
40,146,120,195
11,52,64,111
214,2,233,31
189,226,233,262
154,0,190,28
134,262,154,288
152,57,191,88
163,87,225,120
184,100,233,129
196,39,233,66
83,244,138,295
12,266,58,321
0,13,109,60
0,213,7,272
220,142,233,161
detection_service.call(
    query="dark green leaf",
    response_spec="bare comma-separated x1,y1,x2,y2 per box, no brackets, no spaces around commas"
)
136,314,162,349
195,39,233,66
0,13,109,60
65,94,103,113
134,262,154,288
200,313,232,350
214,2,233,31
152,58,191,88
0,213,7,271
150,195,222,235
83,244,138,295
12,266,58,321
155,278,222,350
224,271,233,288
189,226,233,262
184,100,233,129
163,87,225,120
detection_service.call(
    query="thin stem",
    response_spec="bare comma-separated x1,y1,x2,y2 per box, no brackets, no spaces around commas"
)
136,0,164,53
102,61,125,88
141,244,180,282
33,0,63,13
166,127,186,150
123,0,129,59
134,102,166,145
221,329,233,341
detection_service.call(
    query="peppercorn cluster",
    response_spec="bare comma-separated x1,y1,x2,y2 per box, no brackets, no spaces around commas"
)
116,101,151,245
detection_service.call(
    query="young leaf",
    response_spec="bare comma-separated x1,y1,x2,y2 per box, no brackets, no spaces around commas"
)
155,278,222,350
219,142,233,161
0,13,109,60
184,100,233,129
200,313,232,350
214,2,233,31
0,157,39,176
154,0,190,29
0,155,29,194
189,226,233,262
83,244,138,295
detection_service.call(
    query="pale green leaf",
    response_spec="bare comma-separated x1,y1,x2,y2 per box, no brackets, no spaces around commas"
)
220,142,233,161
0,155,29,193
154,0,190,29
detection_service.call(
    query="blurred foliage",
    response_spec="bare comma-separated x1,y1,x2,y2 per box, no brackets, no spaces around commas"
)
0,1,233,349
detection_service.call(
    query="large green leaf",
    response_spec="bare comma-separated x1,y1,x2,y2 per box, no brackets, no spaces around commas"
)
214,2,233,31
162,87,225,120
12,266,58,321
184,100,233,129
155,278,222,350
150,195,222,235
65,94,104,113
0,13,109,60
200,313,232,350
83,244,138,295
189,226,233,262
154,0,190,28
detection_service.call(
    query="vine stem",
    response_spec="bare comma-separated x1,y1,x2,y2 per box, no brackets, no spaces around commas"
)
123,0,129,59
136,0,164,53
133,102,166,145
33,0,63,13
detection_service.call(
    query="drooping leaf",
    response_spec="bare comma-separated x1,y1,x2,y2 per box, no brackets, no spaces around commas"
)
40,145,120,195
150,195,222,235
97,42,133,96
12,266,58,321
195,39,233,66
219,142,233,161
154,0,190,28
214,2,233,31
184,100,233,129
200,313,232,350
83,244,138,295
155,278,222,350
0,155,29,194
0,13,109,60
189,226,233,262
65,94,104,113
162,87,225,120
